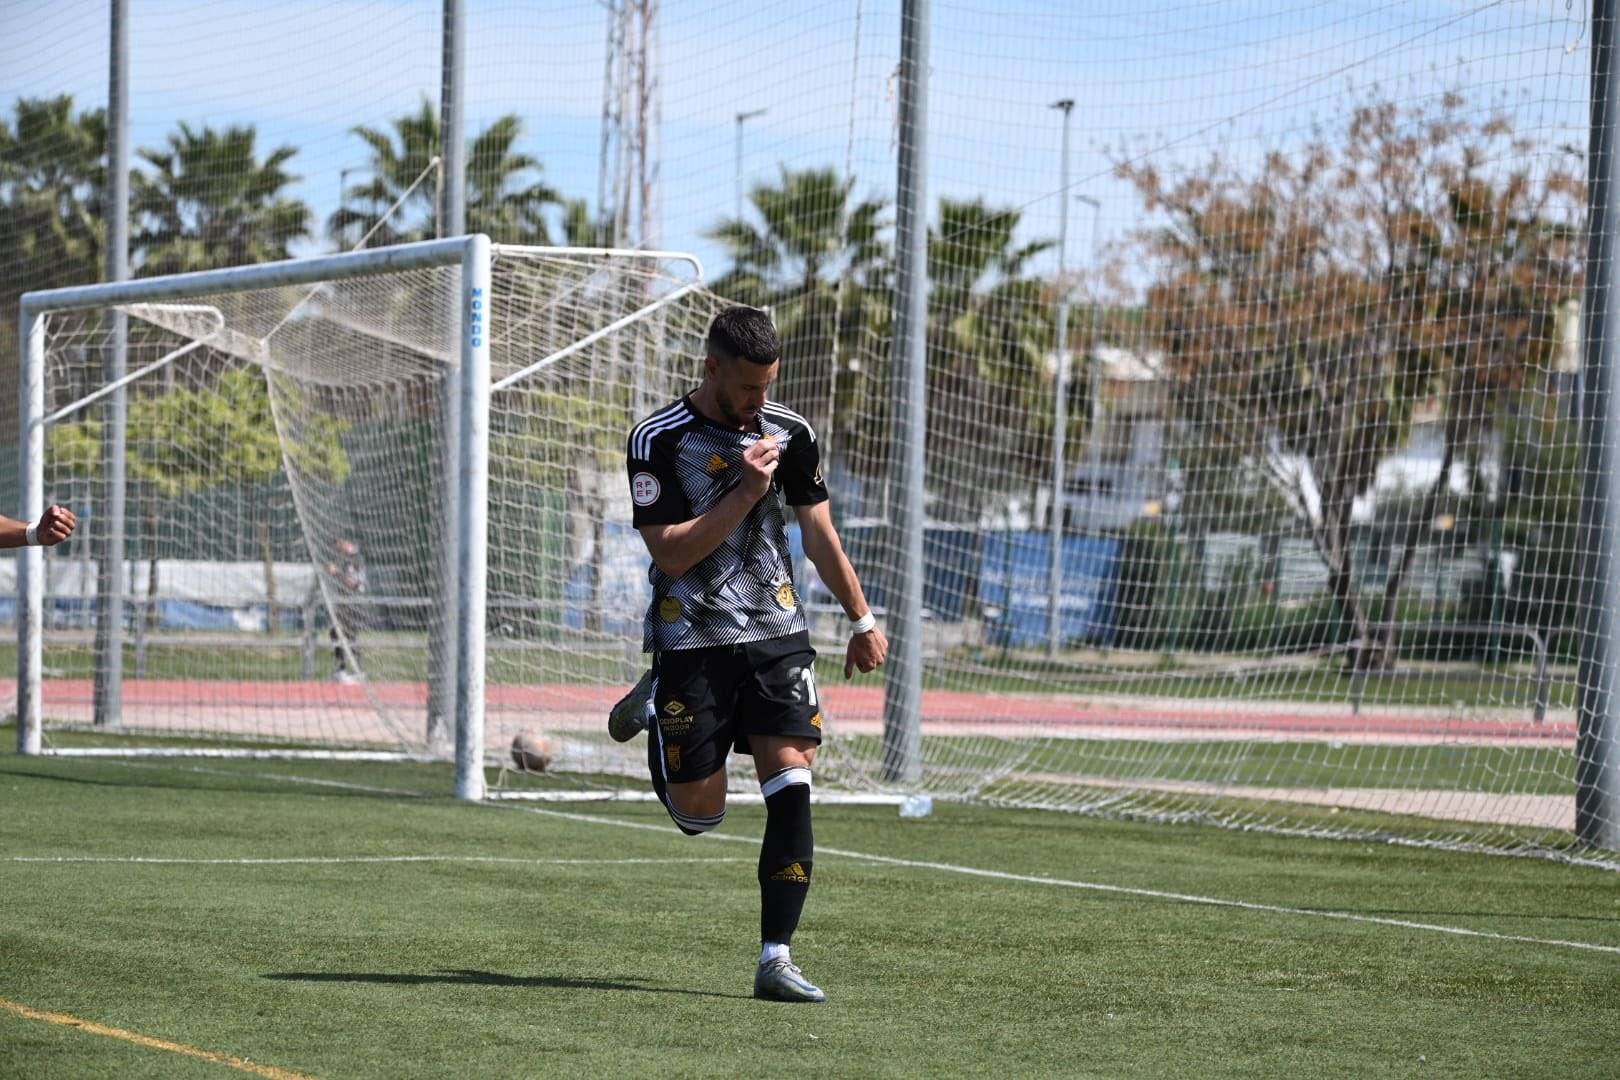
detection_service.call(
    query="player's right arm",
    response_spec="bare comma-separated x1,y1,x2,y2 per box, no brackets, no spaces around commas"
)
633,437,780,579
0,505,76,549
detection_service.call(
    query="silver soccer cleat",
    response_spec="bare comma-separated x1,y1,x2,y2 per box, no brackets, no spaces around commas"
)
607,669,654,743
753,958,827,1003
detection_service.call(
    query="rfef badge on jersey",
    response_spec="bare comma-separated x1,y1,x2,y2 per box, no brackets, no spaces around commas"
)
631,472,660,506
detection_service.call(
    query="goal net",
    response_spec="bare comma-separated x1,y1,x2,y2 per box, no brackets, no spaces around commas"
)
16,241,717,791
17,236,1615,865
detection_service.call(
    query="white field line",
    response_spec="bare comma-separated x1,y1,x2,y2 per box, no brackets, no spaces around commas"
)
491,801,1620,957
69,759,1620,958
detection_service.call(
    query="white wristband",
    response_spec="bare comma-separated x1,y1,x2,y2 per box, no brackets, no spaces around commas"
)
24,521,39,546
849,612,876,635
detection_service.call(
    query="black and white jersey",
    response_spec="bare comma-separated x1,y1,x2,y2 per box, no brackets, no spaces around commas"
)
626,393,828,652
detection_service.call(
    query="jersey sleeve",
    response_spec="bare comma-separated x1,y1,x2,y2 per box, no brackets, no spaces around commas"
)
627,431,690,527
778,428,830,507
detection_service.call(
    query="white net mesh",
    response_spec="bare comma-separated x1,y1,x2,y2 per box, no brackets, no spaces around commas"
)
35,266,462,750
5,1,1615,865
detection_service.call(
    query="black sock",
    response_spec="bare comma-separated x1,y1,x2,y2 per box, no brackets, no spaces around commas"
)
759,767,813,946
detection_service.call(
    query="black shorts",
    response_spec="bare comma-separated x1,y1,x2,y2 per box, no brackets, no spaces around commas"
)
648,630,822,784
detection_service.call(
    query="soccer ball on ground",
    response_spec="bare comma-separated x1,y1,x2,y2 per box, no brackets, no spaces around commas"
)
510,728,555,772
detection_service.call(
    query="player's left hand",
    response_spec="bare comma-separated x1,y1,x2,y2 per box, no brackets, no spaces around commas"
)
36,504,76,546
844,623,888,679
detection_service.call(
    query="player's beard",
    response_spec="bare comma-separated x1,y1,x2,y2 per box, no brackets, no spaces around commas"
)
717,391,760,430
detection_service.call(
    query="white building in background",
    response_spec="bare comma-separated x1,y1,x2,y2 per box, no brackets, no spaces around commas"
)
1049,345,1171,533
1051,304,1587,535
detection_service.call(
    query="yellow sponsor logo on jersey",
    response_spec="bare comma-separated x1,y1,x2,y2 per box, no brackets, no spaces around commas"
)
707,453,729,472
659,597,682,622
775,581,796,610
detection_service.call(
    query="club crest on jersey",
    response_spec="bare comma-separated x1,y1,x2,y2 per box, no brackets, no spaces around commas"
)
776,582,797,610
707,453,729,473
631,472,660,506
659,597,683,622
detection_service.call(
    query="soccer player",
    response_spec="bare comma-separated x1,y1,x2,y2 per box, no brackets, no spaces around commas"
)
611,306,887,1003
0,505,76,548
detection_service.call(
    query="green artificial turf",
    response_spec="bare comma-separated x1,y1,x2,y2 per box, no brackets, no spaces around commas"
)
1,752,1616,1078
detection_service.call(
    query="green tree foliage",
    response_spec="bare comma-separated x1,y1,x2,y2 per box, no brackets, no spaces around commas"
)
125,121,325,612
706,181,1059,527
132,122,311,275
51,368,347,503
50,366,350,626
0,96,108,438
926,197,1057,524
327,98,559,248
0,95,105,289
706,166,889,454
1117,92,1584,668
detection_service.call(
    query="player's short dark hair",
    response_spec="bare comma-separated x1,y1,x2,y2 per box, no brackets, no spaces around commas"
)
707,306,779,366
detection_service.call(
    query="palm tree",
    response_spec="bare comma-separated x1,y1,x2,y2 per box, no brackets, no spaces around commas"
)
706,166,889,463
131,122,311,275
0,95,106,290
0,96,110,443
926,197,1058,524
328,98,559,249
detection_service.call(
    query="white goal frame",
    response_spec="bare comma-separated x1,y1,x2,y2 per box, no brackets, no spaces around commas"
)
17,235,495,797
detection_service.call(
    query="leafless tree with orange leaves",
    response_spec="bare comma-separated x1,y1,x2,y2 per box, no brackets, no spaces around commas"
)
1117,91,1585,670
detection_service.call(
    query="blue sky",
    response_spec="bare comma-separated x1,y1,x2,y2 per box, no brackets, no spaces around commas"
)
0,0,1592,287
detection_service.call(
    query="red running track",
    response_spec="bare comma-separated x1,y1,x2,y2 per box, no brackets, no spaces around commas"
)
11,677,1574,746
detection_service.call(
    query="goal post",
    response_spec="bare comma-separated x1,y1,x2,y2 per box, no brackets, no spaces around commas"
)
15,237,717,805
18,235,495,798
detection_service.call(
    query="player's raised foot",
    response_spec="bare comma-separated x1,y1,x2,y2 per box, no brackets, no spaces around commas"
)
607,669,654,742
753,958,826,1003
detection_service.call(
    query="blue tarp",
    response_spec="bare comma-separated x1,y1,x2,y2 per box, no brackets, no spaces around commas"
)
836,526,982,622
564,523,1121,647
980,531,1122,646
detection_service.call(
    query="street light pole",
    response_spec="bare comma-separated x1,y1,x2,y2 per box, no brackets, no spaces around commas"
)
1075,194,1102,537
1047,98,1074,658
339,168,355,247
735,108,767,221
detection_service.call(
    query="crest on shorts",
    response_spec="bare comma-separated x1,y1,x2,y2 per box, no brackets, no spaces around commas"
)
775,581,796,610
810,712,822,729
666,745,681,770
